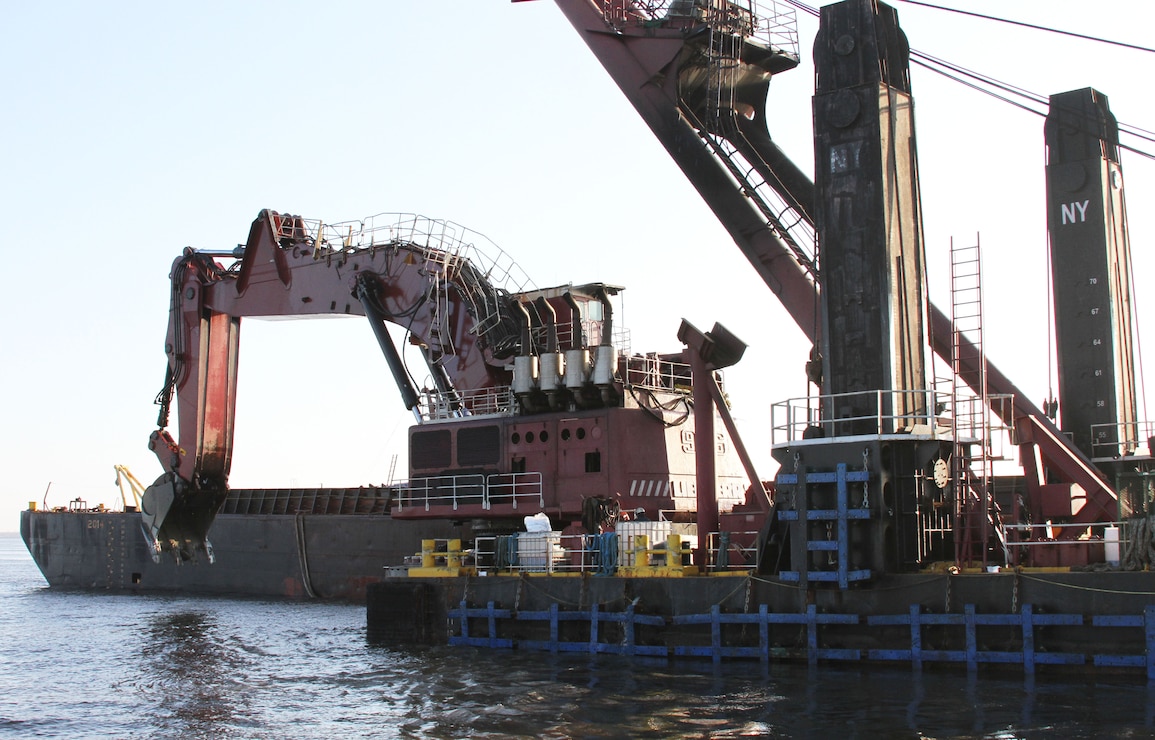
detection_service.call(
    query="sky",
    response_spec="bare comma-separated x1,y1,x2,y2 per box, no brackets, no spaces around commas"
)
2,1,1154,530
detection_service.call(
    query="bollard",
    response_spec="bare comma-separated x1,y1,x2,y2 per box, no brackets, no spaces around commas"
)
634,534,649,567
666,534,682,573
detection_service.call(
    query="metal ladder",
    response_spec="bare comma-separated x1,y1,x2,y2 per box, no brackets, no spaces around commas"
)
949,236,1005,567
683,2,818,279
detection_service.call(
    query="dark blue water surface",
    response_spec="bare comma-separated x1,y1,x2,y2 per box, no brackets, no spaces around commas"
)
2,532,1153,739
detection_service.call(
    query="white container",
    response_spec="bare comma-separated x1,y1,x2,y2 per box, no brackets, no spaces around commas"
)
512,355,538,395
564,348,590,389
616,520,672,566
540,352,563,392
592,345,616,385
517,531,563,571
1105,525,1121,566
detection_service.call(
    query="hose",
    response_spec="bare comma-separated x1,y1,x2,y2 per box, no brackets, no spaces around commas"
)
1121,515,1155,571
596,532,619,576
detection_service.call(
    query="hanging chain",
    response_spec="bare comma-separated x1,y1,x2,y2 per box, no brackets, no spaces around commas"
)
787,452,801,509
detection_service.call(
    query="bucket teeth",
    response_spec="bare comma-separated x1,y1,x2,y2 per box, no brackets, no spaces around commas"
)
140,476,222,564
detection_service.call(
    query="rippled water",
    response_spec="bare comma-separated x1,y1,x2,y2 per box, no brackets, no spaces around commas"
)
3,532,1153,738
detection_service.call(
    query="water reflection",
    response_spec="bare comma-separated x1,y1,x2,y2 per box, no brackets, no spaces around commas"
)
365,646,1155,739
139,610,250,737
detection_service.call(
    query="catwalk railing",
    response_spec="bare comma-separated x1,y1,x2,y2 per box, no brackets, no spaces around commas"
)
771,389,1014,445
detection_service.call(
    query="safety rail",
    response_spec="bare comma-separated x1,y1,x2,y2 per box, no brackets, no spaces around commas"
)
1091,420,1152,459
521,322,630,364
436,528,758,576
999,520,1127,569
752,0,799,56
1000,521,1124,546
772,389,941,444
484,473,546,510
444,524,1142,574
272,212,536,298
29,497,112,515
473,533,596,574
393,472,544,513
66,498,104,513
707,530,760,570
528,318,630,353
263,211,537,348
417,385,516,422
395,474,484,513
771,389,1015,445
415,347,692,421
622,354,695,393
603,1,800,57
612,327,632,357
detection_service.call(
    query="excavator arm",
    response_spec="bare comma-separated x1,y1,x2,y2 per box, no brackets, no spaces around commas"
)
141,209,526,562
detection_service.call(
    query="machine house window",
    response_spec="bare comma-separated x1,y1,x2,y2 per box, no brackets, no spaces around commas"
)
457,425,500,467
411,429,451,470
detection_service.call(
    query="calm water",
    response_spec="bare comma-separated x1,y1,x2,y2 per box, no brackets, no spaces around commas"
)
2,532,1153,739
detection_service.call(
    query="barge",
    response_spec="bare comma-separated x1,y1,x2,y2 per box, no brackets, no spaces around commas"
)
23,0,1155,677
365,0,1155,677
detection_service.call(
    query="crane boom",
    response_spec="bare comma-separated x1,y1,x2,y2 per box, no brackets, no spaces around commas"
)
544,0,1116,527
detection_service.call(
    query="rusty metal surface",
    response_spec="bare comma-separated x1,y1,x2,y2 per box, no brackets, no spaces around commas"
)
1045,88,1138,459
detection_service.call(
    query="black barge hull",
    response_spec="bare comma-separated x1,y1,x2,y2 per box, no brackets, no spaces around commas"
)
20,508,460,601
369,572,1155,676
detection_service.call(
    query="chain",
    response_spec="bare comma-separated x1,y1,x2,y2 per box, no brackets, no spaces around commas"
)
738,576,753,643
788,452,801,509
861,447,871,508
1011,571,1020,614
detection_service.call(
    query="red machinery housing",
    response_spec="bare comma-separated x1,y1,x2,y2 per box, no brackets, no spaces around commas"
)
141,209,751,561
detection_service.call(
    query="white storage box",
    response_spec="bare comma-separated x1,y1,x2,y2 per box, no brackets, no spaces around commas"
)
517,531,564,571
616,521,672,566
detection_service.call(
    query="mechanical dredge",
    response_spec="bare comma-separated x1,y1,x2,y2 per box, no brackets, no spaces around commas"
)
23,0,1155,674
